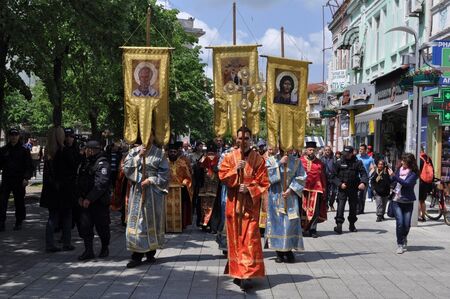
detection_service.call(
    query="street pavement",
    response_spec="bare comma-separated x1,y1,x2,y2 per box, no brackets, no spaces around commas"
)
1,187,450,299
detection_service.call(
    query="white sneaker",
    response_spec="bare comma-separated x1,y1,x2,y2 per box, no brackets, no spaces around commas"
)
402,244,407,252
396,246,404,254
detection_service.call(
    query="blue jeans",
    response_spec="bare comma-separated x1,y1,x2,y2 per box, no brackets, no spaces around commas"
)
393,201,414,245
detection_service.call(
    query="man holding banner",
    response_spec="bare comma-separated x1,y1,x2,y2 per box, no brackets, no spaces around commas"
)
121,46,171,268
265,150,306,263
123,136,169,268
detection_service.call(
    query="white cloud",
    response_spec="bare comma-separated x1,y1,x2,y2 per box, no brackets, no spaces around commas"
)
176,10,332,81
258,27,332,64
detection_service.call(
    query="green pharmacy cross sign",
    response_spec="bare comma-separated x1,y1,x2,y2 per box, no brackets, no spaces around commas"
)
429,88,450,125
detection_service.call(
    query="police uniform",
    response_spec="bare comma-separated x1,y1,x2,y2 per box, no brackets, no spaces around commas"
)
76,140,111,260
331,146,368,234
0,128,33,231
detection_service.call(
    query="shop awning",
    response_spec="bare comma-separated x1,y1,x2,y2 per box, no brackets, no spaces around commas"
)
354,102,403,123
305,136,325,147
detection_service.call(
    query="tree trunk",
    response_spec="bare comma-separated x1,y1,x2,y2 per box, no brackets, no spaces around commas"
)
51,56,63,126
88,106,100,140
0,35,9,134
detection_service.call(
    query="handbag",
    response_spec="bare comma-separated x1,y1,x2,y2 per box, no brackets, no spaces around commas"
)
387,200,395,218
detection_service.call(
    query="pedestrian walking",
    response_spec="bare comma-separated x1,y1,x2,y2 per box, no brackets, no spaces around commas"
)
419,147,434,222
76,140,111,261
265,151,306,263
371,159,391,222
123,134,169,268
63,128,82,229
321,146,337,211
218,127,270,291
388,153,419,254
332,146,368,234
0,128,33,232
30,139,41,177
40,127,75,252
356,144,374,214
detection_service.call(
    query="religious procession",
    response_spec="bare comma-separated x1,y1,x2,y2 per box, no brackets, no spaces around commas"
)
1,1,450,298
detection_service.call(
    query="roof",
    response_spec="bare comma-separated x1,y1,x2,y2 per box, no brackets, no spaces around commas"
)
307,83,327,93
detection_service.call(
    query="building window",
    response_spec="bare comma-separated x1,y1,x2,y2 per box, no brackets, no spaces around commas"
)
375,15,380,62
440,8,448,31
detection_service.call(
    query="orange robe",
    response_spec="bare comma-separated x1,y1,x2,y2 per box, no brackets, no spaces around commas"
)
199,154,219,226
169,157,193,228
219,149,270,279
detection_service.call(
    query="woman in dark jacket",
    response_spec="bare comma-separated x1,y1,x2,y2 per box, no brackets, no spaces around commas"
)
371,160,391,222
388,153,419,254
40,127,74,252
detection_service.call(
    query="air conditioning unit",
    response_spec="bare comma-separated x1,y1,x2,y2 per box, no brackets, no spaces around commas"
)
408,0,423,17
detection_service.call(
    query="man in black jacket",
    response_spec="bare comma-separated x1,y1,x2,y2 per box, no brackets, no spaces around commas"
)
332,146,368,234
76,140,111,261
0,128,33,231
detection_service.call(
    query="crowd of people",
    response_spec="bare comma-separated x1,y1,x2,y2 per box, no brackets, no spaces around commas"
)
0,126,434,292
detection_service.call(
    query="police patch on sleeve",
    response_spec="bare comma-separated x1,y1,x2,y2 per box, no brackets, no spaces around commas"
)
101,168,108,175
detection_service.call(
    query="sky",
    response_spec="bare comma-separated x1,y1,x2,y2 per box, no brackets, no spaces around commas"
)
156,0,333,83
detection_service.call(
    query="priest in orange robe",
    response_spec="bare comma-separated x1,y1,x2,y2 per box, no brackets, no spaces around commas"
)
218,127,270,291
168,142,193,229
300,141,327,238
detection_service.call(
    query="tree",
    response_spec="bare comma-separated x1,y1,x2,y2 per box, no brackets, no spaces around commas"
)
2,0,214,142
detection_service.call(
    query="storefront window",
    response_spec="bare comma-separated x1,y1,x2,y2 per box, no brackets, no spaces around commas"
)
441,127,450,182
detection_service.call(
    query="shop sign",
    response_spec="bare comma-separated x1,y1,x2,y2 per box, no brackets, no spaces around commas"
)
320,110,337,118
376,82,403,102
329,69,350,93
429,87,450,125
348,83,375,106
340,115,349,137
432,40,450,86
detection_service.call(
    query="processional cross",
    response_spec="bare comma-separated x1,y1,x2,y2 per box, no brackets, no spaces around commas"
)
223,67,265,235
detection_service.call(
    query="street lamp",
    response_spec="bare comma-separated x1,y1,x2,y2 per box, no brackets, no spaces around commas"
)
385,26,421,227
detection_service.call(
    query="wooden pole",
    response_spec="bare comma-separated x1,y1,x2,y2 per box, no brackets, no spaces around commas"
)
233,2,237,45
142,5,151,204
146,6,151,46
281,26,285,58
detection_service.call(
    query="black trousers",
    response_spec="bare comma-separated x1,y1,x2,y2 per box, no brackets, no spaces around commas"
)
326,183,337,207
0,178,26,224
192,182,202,226
335,188,358,225
78,202,110,249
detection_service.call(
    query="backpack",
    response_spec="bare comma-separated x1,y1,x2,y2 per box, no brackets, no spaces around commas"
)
420,156,434,184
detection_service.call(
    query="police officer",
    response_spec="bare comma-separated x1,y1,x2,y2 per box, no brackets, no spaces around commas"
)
0,128,33,232
76,140,111,261
331,146,368,234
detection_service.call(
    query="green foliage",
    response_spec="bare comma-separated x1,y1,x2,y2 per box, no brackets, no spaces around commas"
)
4,82,53,135
306,124,325,138
2,0,214,142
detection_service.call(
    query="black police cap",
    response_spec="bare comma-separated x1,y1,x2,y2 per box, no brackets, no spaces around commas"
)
64,128,75,136
8,128,20,135
86,140,102,149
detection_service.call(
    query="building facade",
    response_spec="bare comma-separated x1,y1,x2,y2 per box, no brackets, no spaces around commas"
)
326,0,431,170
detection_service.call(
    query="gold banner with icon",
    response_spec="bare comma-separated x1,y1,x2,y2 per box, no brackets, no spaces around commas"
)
122,47,170,146
266,56,309,151
212,45,261,136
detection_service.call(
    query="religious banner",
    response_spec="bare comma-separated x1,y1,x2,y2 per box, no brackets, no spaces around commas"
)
212,45,261,136
266,56,309,151
122,47,171,146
